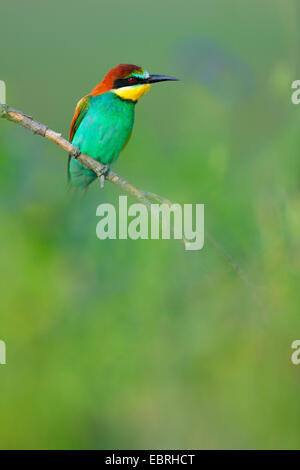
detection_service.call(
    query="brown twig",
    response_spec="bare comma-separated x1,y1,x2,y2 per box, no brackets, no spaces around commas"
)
0,105,195,251
0,103,265,310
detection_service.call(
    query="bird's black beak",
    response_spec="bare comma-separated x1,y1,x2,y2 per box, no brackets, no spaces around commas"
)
148,74,179,84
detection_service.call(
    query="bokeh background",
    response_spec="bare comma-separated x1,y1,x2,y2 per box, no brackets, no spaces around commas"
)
0,0,300,450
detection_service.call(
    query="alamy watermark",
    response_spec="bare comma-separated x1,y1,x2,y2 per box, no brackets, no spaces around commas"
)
0,340,6,365
96,196,204,250
0,80,6,105
291,340,300,365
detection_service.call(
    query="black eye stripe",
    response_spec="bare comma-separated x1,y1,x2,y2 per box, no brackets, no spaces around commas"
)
113,77,146,89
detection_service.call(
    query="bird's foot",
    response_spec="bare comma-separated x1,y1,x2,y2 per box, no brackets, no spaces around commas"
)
98,164,110,189
73,147,81,159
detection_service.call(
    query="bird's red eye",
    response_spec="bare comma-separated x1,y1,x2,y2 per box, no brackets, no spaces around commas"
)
129,76,137,84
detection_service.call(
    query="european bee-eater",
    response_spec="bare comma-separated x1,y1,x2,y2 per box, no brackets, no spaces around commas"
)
68,64,178,189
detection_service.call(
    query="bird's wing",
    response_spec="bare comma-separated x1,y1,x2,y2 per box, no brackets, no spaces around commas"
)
68,95,91,181
69,94,91,142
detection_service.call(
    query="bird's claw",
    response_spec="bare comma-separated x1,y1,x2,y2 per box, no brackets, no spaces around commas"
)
98,165,110,189
73,147,81,159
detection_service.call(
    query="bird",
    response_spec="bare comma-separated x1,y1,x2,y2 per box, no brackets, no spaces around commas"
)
68,64,178,190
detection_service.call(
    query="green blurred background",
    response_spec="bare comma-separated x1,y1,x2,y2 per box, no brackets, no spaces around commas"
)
0,0,300,449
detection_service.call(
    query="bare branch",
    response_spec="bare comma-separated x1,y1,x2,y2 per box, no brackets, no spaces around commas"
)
0,104,195,252
0,103,265,311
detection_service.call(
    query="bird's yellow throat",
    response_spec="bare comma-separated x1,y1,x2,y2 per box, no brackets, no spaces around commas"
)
113,83,151,101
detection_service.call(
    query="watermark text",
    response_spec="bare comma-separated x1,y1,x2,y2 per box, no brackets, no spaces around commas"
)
96,196,204,250
0,340,6,365
0,80,6,105
291,340,300,365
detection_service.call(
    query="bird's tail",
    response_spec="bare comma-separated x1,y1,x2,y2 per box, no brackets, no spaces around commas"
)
68,156,97,190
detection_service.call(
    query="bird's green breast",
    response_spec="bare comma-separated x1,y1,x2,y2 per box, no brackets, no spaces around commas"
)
70,92,136,189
